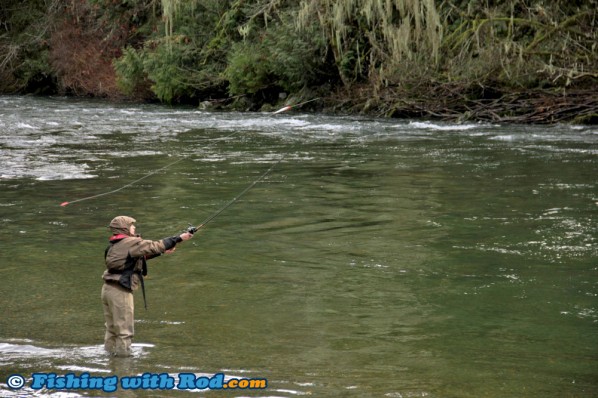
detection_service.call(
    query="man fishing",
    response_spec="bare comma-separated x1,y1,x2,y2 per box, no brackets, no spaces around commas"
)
101,216,194,357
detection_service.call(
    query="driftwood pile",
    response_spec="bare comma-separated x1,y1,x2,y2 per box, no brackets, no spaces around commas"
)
335,85,598,124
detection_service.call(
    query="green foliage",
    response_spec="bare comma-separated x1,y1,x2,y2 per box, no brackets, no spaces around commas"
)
439,1,598,91
0,0,47,33
113,0,229,102
297,0,443,86
114,38,198,103
225,41,271,95
0,0,55,92
113,47,146,96
224,9,331,97
142,38,194,103
16,49,52,86
2,0,596,123
267,23,330,92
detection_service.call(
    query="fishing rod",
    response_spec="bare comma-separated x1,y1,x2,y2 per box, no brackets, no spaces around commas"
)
186,155,285,233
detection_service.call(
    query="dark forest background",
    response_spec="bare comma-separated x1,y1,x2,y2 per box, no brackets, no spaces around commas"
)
1,0,596,123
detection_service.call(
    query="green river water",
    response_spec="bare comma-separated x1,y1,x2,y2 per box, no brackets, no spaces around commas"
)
0,96,596,397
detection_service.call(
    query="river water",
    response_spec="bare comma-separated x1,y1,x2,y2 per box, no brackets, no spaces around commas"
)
0,95,596,397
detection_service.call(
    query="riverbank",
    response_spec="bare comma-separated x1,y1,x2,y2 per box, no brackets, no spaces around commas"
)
8,86,597,126
2,1,596,125
332,86,598,125
195,85,598,125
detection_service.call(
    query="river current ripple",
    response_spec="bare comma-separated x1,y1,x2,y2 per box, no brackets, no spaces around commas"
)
0,95,597,397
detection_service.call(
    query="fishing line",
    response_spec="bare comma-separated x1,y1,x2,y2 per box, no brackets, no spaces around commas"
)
59,131,240,207
60,157,185,207
186,98,314,229
184,97,314,225
190,155,285,232
59,97,313,208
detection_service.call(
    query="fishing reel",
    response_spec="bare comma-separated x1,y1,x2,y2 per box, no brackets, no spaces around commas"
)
186,225,199,235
